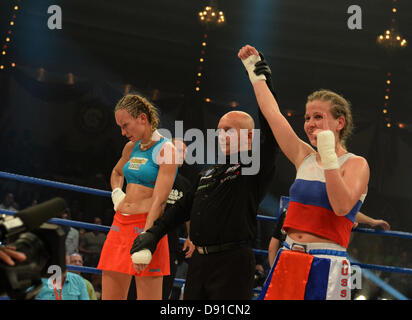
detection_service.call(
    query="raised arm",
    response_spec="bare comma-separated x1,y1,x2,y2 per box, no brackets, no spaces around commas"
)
238,45,314,169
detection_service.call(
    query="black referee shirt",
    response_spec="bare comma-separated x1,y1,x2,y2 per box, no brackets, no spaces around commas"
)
165,173,193,254
151,107,278,247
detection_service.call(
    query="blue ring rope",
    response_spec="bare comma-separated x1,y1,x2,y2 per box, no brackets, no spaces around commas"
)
1,170,411,300
1,170,411,239
0,171,111,198
1,208,412,276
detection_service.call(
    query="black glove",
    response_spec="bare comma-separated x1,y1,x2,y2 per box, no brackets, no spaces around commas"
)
254,52,277,99
130,231,158,255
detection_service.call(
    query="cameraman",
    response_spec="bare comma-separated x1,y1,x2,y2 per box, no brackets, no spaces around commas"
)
0,246,26,266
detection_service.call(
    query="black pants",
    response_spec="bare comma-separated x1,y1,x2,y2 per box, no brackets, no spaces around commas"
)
183,246,255,300
162,252,178,299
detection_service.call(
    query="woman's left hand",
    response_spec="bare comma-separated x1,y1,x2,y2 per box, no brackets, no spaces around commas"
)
133,263,148,274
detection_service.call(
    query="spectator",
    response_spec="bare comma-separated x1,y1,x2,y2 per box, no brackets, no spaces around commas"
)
36,256,89,301
79,217,106,267
36,271,90,300
0,192,19,212
61,208,79,256
69,253,97,300
90,273,102,300
70,199,84,221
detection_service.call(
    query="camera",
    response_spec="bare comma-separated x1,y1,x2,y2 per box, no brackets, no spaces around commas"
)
0,198,67,300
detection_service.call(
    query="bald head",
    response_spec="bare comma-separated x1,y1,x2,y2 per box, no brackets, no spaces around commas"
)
219,111,255,130
217,111,255,155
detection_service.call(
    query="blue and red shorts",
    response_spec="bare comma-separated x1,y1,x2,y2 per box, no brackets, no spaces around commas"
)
260,236,351,300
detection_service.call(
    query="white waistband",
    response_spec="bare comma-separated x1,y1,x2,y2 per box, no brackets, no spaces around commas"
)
284,235,346,252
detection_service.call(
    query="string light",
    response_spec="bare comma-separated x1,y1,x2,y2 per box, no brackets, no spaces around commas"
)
377,1,408,129
194,1,225,96
1,2,22,72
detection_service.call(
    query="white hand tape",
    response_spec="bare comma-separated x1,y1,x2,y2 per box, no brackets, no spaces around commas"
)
241,55,266,85
131,249,152,264
111,188,125,211
317,130,339,170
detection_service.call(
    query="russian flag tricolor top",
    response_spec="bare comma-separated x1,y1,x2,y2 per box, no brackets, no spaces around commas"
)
283,152,367,248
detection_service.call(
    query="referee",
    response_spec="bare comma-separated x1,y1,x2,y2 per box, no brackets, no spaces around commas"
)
130,55,279,299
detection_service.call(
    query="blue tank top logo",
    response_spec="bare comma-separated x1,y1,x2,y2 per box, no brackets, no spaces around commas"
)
128,157,148,170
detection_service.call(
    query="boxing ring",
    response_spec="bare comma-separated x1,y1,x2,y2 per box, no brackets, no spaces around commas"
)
1,170,411,300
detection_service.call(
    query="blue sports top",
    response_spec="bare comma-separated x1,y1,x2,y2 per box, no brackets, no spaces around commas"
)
123,136,174,188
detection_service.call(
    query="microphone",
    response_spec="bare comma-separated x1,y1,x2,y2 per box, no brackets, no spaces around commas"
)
0,197,66,242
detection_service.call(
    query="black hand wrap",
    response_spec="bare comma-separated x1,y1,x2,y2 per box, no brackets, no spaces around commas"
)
130,230,158,255
254,52,278,99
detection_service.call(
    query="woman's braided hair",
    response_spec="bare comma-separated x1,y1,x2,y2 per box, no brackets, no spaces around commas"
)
114,94,160,133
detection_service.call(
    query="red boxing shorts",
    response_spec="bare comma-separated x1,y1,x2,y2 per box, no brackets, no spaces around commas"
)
97,211,170,277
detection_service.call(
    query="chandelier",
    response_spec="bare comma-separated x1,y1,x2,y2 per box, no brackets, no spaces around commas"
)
198,2,225,27
377,4,407,49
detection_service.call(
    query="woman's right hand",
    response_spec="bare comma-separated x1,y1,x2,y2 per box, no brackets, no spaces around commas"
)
111,188,126,211
238,44,259,60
